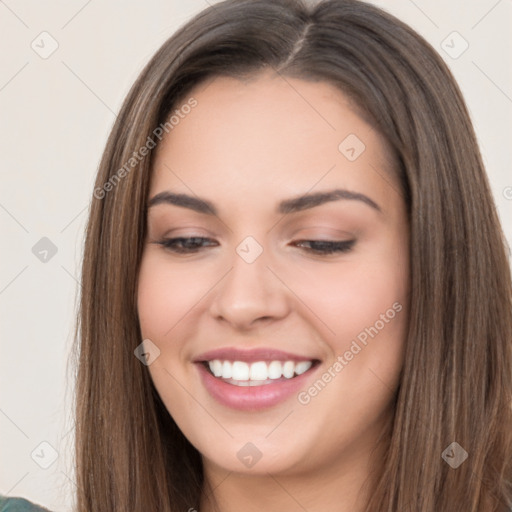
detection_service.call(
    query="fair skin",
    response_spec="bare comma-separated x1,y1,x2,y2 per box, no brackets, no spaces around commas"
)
137,71,410,512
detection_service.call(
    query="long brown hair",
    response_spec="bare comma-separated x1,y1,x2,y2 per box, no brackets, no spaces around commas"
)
72,0,512,510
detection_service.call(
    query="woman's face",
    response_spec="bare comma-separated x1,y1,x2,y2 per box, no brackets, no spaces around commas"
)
137,72,409,477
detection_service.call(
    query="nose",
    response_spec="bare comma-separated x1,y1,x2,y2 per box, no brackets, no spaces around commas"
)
208,247,290,331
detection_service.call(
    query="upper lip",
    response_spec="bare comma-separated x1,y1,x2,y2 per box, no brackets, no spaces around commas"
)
194,347,319,363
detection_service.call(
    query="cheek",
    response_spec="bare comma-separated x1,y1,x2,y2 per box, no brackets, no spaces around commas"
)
294,259,408,452
290,252,408,347
137,254,212,340
289,238,409,413
136,255,205,432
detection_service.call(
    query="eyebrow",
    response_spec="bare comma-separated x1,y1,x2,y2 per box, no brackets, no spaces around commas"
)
147,189,382,215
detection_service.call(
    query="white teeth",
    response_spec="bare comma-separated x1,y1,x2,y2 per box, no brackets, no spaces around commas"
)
249,361,268,380
268,361,282,379
207,359,314,382
232,361,249,380
295,361,312,375
210,359,223,377
282,361,295,378
221,360,232,379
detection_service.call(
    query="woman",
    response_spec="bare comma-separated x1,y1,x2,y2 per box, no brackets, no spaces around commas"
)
3,0,511,510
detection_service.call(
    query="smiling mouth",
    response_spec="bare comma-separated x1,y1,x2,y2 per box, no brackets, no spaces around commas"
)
202,359,320,386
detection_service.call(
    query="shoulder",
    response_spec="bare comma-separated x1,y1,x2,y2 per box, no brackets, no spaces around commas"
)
0,496,52,512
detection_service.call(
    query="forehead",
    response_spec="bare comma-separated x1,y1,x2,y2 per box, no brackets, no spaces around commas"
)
150,72,400,214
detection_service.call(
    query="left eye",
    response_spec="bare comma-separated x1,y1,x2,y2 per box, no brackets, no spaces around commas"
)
293,239,356,254
154,237,356,256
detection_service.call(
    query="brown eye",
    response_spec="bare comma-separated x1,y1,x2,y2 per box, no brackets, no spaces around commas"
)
294,239,356,255
155,237,218,254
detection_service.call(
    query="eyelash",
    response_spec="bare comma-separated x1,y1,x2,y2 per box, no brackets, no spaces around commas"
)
154,237,355,255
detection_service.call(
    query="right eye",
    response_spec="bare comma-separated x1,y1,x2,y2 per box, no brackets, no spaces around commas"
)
154,237,218,254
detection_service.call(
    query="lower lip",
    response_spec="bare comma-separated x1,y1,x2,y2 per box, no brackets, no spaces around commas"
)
196,363,318,411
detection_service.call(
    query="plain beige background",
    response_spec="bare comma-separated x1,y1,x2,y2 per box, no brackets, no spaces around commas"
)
1,0,511,510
